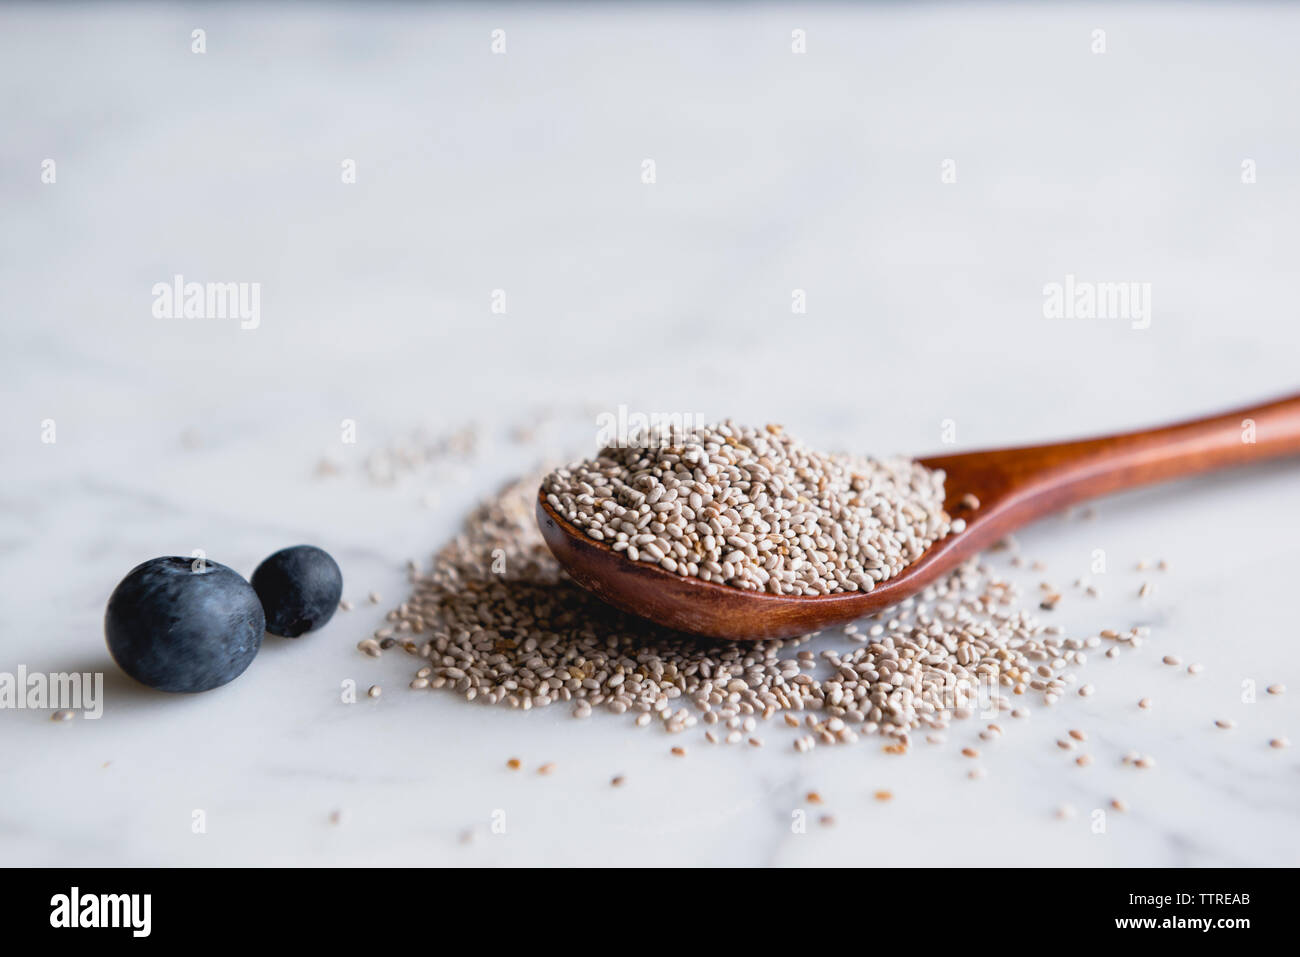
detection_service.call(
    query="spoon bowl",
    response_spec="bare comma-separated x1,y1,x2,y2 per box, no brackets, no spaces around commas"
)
538,393,1300,640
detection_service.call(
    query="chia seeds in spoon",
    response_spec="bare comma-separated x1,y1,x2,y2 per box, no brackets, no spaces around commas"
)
542,421,952,596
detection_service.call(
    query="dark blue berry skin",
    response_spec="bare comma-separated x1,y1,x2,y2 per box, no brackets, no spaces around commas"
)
105,557,265,693
251,545,343,638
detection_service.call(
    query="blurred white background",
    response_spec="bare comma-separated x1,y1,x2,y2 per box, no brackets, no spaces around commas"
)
2,3,1297,866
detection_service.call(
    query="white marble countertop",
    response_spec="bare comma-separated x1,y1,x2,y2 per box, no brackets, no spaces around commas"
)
2,3,1297,867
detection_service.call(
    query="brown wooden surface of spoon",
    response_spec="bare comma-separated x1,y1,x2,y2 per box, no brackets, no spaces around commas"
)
537,393,1300,641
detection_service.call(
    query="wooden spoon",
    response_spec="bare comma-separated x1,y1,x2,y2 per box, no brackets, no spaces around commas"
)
537,393,1300,640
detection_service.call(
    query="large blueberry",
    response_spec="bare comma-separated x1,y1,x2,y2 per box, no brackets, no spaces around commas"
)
251,545,343,638
105,557,265,692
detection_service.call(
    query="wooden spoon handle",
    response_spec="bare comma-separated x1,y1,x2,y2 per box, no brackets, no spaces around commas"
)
920,392,1300,521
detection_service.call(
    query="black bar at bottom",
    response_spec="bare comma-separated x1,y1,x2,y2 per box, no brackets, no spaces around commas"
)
3,866,1282,942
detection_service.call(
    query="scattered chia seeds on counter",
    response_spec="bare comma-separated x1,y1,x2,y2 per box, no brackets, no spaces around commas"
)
362,468,1138,746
